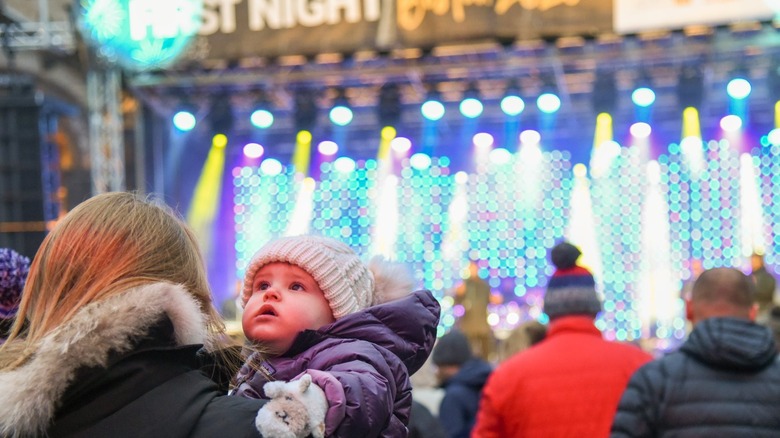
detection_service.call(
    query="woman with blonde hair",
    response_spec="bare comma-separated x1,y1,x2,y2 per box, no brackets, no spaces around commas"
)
0,192,272,437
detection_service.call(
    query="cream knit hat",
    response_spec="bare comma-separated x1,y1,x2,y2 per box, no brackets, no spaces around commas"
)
242,235,411,319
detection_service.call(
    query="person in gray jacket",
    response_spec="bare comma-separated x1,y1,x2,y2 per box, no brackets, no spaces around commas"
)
611,267,780,437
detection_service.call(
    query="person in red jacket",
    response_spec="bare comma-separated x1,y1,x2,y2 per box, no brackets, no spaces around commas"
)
472,241,652,438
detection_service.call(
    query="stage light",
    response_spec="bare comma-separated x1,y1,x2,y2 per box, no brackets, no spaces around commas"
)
489,148,512,165
537,93,561,114
592,69,617,114
720,115,743,132
173,107,196,131
381,126,396,141
769,128,780,145
677,64,704,109
410,153,432,169
726,77,751,100
329,87,353,126
212,134,228,149
473,132,494,148
632,88,655,107
421,89,445,121
260,158,283,175
391,136,412,153
520,129,541,145
378,83,402,128
243,142,264,158
250,91,274,129
501,80,525,116
459,83,483,118
318,140,338,156
333,156,356,172
630,122,652,138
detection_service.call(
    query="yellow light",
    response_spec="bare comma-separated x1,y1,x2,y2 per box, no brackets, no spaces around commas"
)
775,101,780,129
297,130,312,144
381,126,397,141
212,134,228,149
682,107,701,139
592,112,613,150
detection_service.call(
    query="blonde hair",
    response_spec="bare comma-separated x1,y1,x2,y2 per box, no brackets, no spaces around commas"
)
1,192,234,366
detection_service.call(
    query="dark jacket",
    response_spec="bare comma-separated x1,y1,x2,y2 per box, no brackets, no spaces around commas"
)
611,317,780,437
0,283,267,438
234,289,441,437
408,400,446,438
438,358,492,438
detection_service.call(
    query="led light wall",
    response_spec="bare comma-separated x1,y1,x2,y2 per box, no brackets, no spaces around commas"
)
233,134,777,344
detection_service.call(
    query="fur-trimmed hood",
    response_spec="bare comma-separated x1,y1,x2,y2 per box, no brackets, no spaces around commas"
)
0,283,210,437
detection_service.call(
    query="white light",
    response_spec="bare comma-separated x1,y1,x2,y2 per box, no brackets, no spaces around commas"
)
421,100,445,121
459,98,484,118
173,111,196,131
489,148,512,165
260,158,283,175
536,93,561,113
500,95,525,116
630,122,652,138
410,153,432,170
329,106,353,126
720,115,743,132
333,157,356,173
250,109,274,129
391,136,412,153
519,129,541,145
726,78,752,100
631,88,656,107
473,132,494,148
243,143,264,159
454,171,469,184
318,140,339,156
769,128,780,146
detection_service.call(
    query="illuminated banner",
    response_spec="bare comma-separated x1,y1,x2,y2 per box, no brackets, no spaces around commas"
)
614,0,775,34
195,0,612,60
77,0,202,71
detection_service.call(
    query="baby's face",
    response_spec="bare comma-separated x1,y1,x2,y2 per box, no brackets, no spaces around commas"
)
242,262,335,355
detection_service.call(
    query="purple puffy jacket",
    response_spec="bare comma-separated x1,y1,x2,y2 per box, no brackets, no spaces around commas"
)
233,289,441,437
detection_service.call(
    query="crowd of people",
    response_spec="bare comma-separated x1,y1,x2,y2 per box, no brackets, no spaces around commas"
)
0,191,779,437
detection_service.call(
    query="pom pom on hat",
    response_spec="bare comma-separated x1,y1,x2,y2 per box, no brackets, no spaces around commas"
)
0,248,30,319
432,330,472,366
544,241,601,320
242,235,412,319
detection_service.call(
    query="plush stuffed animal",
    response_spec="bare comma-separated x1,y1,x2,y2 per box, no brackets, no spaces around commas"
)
255,374,328,438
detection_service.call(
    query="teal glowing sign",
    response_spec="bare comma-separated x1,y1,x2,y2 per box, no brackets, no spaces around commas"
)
77,0,203,71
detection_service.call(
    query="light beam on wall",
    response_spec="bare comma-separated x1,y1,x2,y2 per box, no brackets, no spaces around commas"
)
284,176,316,236
565,164,604,286
187,134,227,257
740,153,766,257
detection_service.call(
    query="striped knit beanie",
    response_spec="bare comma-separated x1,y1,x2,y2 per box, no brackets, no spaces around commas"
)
543,241,602,320
242,235,399,319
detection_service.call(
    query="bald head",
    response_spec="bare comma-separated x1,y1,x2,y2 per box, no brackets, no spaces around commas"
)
688,267,756,323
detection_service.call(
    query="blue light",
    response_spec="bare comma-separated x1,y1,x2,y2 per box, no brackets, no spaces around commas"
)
727,78,751,100
631,87,656,107
459,97,484,118
173,110,196,131
250,109,274,129
537,93,561,114
501,95,525,116
421,100,445,121
329,105,353,126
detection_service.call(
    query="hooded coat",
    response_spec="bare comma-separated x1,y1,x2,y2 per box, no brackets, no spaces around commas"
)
611,317,780,437
233,289,441,437
0,283,268,438
438,358,492,438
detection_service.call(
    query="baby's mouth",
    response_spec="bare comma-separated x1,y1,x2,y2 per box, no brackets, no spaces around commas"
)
258,305,277,316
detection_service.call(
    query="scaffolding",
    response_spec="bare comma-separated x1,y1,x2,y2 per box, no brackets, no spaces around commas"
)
1,0,124,194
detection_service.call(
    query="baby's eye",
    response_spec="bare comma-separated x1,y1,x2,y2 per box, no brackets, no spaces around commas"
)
256,281,270,291
291,282,306,291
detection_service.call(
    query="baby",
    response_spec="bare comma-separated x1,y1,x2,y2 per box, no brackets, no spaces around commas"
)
233,235,441,437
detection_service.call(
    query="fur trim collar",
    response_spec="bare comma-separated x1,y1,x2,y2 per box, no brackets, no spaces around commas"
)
0,283,207,437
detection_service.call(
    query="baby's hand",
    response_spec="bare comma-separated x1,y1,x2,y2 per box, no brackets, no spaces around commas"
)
255,374,327,438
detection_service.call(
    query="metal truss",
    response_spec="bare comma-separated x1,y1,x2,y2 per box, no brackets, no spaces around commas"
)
87,66,125,194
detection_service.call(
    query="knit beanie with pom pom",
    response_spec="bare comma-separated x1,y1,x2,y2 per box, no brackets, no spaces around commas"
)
543,241,601,320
